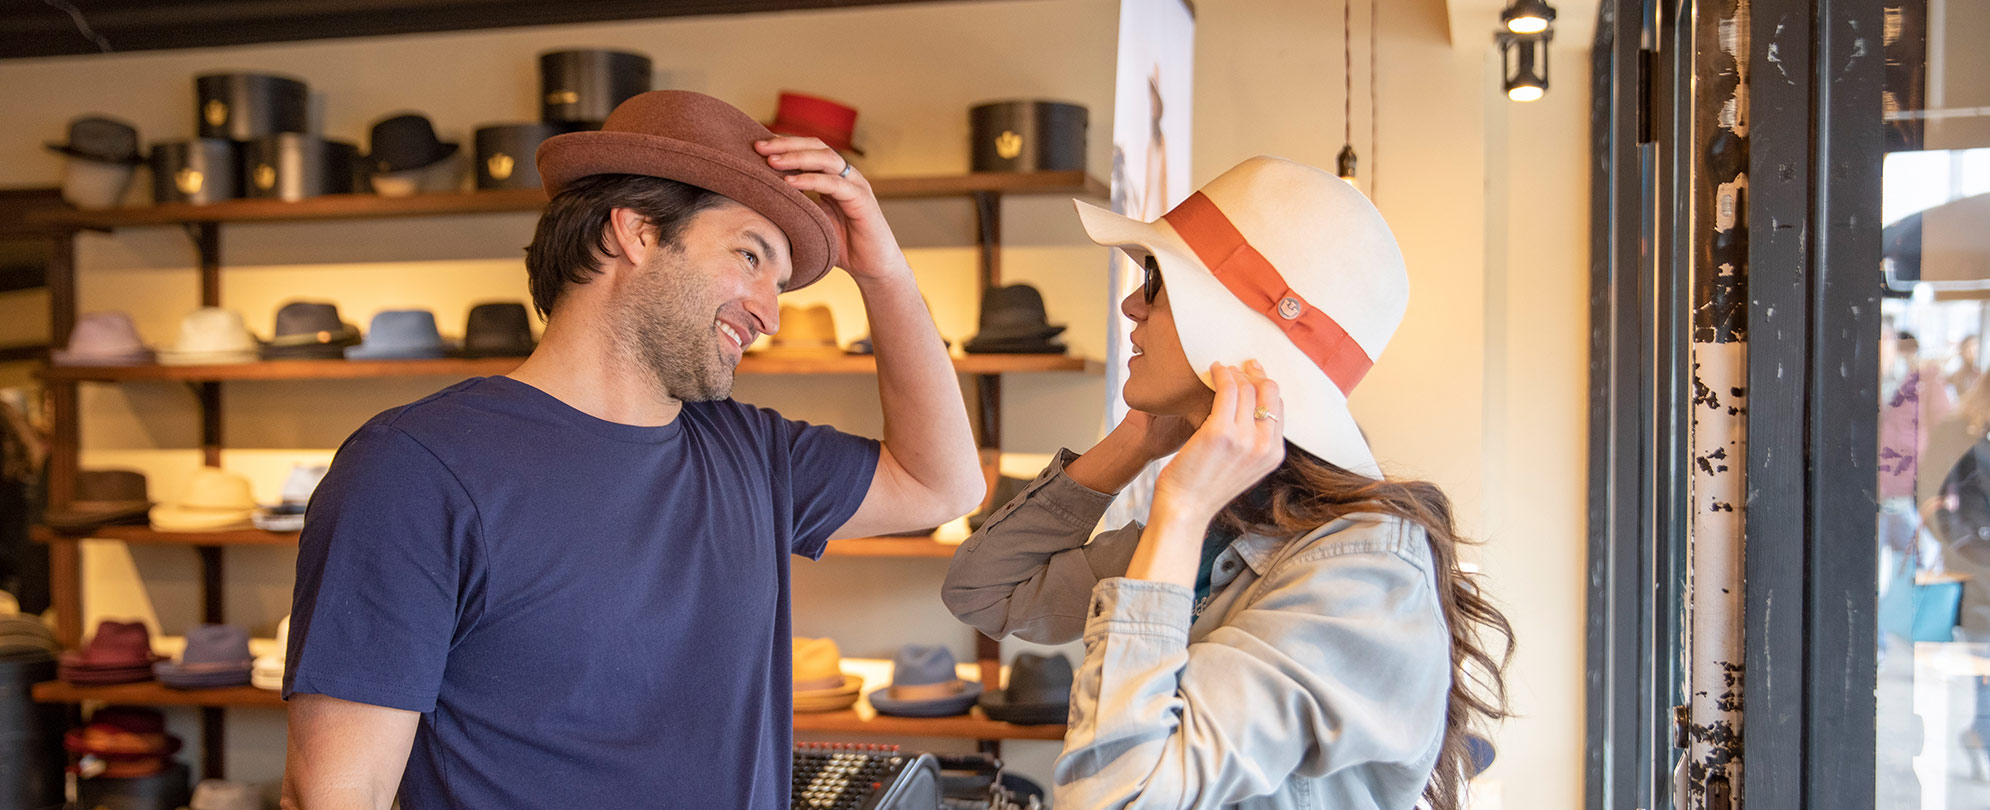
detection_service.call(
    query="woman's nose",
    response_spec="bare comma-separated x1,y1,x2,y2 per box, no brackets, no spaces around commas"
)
1120,287,1147,321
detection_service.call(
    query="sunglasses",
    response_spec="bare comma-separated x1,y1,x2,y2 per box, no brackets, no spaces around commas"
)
1142,255,1164,304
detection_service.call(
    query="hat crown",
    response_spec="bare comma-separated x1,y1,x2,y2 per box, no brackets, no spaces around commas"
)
791,637,845,683
175,307,258,353
1184,156,1408,361
369,114,455,172
85,620,153,663
55,116,140,162
180,467,257,511
180,623,251,665
272,301,345,337
361,309,443,348
1001,653,1074,702
76,469,148,502
771,304,838,348
888,644,961,688
466,302,532,337
68,311,147,353
601,90,774,149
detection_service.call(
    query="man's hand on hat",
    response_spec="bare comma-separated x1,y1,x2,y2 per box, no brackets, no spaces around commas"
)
1153,361,1287,522
755,136,910,283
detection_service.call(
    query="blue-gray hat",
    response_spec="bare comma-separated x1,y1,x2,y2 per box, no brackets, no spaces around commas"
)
346,310,446,360
866,644,981,717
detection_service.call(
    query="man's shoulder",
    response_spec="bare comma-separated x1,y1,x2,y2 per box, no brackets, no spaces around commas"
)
341,378,505,460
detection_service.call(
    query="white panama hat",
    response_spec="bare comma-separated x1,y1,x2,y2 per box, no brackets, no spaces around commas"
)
1075,155,1409,477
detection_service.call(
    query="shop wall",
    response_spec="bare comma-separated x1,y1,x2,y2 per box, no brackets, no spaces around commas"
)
0,0,1592,806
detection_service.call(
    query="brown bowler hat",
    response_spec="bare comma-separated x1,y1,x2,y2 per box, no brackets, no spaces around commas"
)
536,91,840,290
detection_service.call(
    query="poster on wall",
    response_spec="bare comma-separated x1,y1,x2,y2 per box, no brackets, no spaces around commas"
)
1102,0,1195,527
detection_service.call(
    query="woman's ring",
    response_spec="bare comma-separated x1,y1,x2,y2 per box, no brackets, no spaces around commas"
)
1253,406,1277,422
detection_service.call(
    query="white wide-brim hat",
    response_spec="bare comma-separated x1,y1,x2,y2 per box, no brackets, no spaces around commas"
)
1074,155,1409,477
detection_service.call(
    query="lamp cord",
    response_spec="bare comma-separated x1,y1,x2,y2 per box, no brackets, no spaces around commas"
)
1369,0,1378,201
1343,0,1353,149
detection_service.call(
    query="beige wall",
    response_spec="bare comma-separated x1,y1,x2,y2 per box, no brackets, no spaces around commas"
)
0,0,1592,805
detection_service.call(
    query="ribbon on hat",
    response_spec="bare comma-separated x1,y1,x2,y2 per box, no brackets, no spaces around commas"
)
1162,192,1374,398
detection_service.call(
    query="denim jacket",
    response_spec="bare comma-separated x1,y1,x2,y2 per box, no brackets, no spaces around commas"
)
942,450,1452,810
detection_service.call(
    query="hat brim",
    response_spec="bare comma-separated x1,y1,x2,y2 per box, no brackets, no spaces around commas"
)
976,695,1069,726
46,143,142,165
150,506,255,532
44,502,153,531
536,130,838,291
866,682,983,717
764,120,865,156
1073,199,1380,477
345,345,447,360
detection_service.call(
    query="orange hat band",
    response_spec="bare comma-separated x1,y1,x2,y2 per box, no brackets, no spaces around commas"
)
1162,191,1374,397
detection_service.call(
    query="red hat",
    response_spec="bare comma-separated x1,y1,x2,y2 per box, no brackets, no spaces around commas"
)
766,92,864,156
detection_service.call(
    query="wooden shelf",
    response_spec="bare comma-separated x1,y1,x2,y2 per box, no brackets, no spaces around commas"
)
31,681,1068,740
33,680,284,709
33,525,961,560
821,536,960,559
38,354,1091,382
31,172,1107,231
32,525,293,546
793,708,1066,741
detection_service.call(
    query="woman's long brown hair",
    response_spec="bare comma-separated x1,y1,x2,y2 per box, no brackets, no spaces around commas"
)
1216,442,1515,810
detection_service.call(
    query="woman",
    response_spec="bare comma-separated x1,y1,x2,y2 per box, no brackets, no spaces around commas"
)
943,156,1513,810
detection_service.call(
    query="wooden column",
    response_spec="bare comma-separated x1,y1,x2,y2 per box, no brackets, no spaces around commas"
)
45,233,83,649
193,222,228,780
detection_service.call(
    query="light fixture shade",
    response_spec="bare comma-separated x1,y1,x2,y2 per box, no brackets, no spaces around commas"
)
1501,0,1557,34
1498,30,1551,102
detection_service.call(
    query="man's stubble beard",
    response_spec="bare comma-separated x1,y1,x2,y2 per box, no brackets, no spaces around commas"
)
612,247,735,403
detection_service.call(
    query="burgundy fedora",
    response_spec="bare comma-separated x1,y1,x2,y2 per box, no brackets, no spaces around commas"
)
535,90,840,290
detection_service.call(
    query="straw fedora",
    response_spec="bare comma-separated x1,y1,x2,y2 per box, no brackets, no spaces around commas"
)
157,307,261,366
791,637,861,713
535,90,840,291
151,468,258,532
753,304,841,359
1073,155,1408,477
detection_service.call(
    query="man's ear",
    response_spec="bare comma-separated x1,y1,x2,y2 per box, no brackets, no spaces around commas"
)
606,207,654,270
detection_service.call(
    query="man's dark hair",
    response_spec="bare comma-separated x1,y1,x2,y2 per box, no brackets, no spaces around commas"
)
524,174,728,318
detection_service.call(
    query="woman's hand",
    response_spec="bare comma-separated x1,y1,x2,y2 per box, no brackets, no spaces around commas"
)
1152,361,1286,523
755,137,910,283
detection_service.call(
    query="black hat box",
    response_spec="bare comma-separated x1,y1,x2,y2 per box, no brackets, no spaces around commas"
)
75,761,191,810
195,73,309,141
539,50,652,127
149,139,240,205
241,134,359,201
324,139,363,193
970,100,1088,173
474,123,562,190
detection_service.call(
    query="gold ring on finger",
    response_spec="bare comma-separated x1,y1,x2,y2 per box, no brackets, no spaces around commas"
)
1253,406,1277,422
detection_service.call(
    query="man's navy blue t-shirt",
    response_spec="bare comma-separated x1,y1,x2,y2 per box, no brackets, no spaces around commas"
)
284,376,879,808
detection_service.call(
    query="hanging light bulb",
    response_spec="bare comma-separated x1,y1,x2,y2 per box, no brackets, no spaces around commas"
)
1498,31,1551,102
1337,144,1358,184
1500,0,1556,35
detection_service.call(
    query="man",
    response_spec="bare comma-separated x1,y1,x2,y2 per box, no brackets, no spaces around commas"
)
279,91,983,808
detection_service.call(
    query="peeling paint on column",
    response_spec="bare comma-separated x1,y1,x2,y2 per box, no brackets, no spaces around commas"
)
1686,0,1750,807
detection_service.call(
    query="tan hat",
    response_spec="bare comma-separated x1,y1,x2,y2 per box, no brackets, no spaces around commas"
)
535,90,840,291
151,467,258,532
157,307,261,366
1074,156,1409,477
791,637,860,713
754,305,841,359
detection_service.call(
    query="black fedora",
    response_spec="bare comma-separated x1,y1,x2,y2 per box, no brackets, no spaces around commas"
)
977,653,1073,725
366,114,458,175
263,301,360,360
459,302,537,358
964,284,1066,354
46,116,141,165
